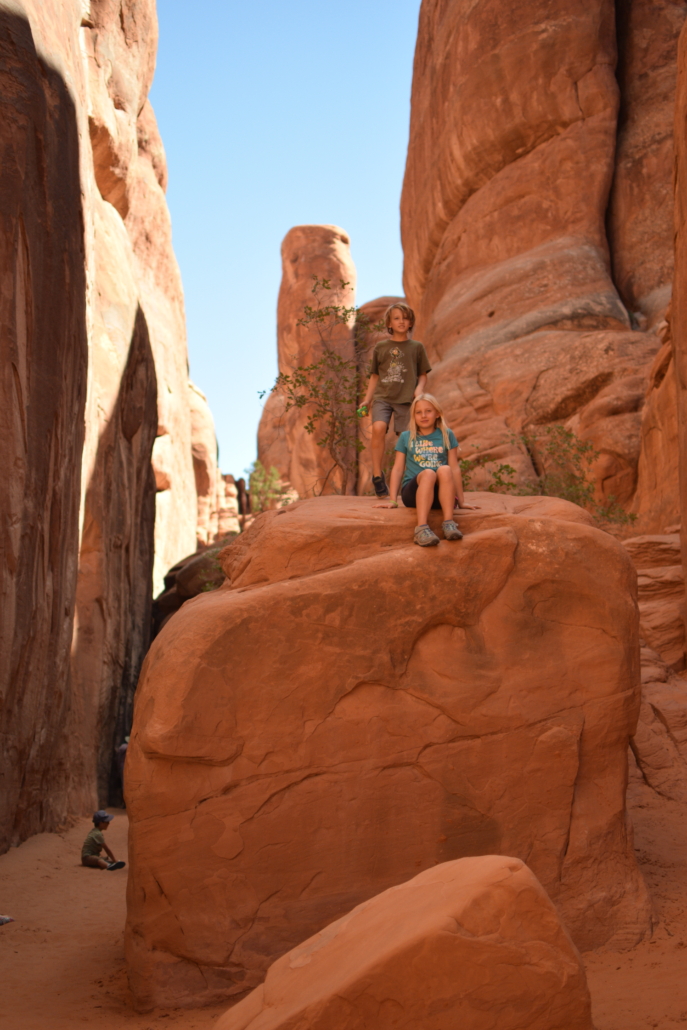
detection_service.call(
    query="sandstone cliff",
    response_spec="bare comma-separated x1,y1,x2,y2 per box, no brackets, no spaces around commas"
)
258,225,357,497
0,0,219,850
401,0,686,532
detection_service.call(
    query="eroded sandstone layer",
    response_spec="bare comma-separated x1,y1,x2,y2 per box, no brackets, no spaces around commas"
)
216,856,593,1030
401,0,686,530
0,0,216,848
258,225,356,497
125,494,650,1009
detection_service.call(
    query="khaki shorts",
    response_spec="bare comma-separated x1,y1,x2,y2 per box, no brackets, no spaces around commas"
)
371,399,411,433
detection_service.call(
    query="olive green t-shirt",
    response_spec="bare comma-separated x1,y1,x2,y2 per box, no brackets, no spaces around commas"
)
81,828,105,859
370,339,431,404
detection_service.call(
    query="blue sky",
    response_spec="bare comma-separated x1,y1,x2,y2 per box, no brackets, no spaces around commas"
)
150,0,422,476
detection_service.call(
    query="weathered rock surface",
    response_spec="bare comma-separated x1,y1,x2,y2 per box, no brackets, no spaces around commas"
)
125,494,650,1009
624,534,685,669
630,643,687,803
0,3,88,850
216,856,593,1030
258,225,356,497
675,20,687,572
400,0,684,528
0,0,218,848
189,382,239,546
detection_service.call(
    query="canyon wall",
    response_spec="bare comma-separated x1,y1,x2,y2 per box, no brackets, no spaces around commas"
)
258,225,357,497
401,0,686,530
0,0,215,849
675,20,687,588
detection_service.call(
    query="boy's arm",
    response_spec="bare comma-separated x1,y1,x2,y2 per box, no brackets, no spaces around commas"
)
361,373,379,411
374,451,405,507
448,449,478,510
414,344,431,398
103,841,116,861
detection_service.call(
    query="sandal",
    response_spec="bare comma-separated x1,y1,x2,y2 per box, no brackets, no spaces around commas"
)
106,861,126,870
414,525,440,547
442,520,463,541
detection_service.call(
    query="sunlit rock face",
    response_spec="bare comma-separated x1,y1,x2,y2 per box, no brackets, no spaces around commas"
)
125,495,650,1009
400,0,686,533
0,0,214,850
258,225,357,498
215,857,594,1030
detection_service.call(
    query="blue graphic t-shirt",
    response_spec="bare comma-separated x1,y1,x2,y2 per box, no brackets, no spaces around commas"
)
395,427,459,486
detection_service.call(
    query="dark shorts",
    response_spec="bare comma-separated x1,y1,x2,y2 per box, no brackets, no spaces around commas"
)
82,854,104,867
401,474,442,510
371,399,411,433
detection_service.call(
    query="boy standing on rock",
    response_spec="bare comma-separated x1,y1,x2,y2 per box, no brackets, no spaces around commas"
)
358,303,431,498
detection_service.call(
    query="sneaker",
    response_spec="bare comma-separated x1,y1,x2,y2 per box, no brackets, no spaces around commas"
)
372,472,388,498
414,525,440,547
106,861,126,871
442,520,463,541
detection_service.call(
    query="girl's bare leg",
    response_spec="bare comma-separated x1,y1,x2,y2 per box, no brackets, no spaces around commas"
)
415,469,437,525
437,466,455,520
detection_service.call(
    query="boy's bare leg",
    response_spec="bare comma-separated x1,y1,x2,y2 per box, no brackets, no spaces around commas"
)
437,466,455,520
82,855,108,868
370,421,388,479
415,469,437,525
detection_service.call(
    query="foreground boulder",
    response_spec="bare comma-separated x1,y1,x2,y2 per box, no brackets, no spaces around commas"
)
216,856,592,1030
125,495,650,1008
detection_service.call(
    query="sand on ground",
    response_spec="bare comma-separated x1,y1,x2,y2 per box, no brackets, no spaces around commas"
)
0,810,227,1030
2,786,687,1030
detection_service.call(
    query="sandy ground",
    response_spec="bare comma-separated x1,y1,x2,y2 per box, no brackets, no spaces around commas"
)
584,779,687,1029
0,810,228,1030
2,789,686,1030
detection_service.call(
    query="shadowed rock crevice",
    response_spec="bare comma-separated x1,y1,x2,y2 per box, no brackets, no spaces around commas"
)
70,305,158,808
0,9,88,853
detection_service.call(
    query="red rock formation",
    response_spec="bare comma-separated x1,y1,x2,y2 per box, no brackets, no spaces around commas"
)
0,5,88,851
674,21,687,569
216,856,593,1030
258,226,356,497
189,383,238,546
401,0,685,529
608,1,686,325
624,534,685,670
125,495,650,1009
0,0,215,848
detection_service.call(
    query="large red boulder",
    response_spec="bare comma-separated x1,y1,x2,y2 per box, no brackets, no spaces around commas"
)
125,494,650,1009
215,856,593,1030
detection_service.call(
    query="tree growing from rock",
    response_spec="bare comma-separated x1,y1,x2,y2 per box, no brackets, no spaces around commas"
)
265,276,383,495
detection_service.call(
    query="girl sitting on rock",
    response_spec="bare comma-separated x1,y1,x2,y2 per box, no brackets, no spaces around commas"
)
374,393,477,546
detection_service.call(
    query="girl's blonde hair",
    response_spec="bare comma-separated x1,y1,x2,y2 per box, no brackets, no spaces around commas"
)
409,393,451,450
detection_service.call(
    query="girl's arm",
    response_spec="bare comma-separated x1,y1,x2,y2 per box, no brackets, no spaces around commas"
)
448,449,479,510
373,451,405,508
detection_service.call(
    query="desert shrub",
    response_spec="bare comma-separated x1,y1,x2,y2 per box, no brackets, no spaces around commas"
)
460,425,636,526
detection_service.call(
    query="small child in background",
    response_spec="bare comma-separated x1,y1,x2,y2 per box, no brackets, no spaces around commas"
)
81,811,125,870
374,393,478,545
357,303,431,498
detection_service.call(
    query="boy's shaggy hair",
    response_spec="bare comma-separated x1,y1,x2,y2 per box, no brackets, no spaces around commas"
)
408,393,451,451
384,302,415,330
